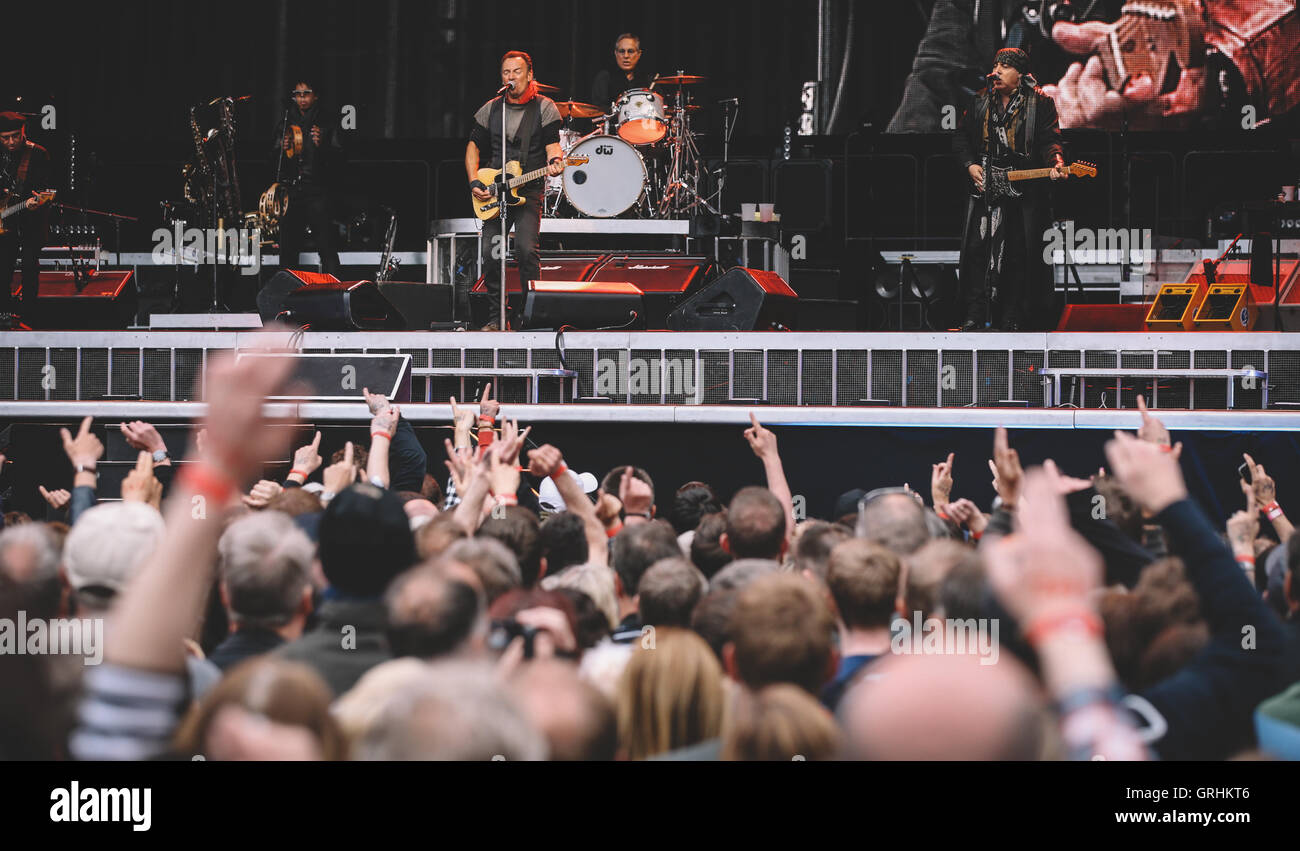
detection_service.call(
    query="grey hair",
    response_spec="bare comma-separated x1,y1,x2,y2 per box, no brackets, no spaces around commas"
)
443,537,521,603
614,32,641,50
0,523,62,586
355,660,548,760
218,511,314,629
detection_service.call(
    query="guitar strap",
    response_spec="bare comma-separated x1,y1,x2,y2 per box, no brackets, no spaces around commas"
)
514,98,541,176
1024,91,1037,155
15,142,32,190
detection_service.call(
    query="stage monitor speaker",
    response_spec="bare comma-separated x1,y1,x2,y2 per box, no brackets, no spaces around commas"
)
666,267,797,331
257,270,339,322
377,281,452,330
1145,283,1206,331
282,279,405,330
522,280,646,330
12,270,137,329
773,159,833,232
235,352,412,401
1192,284,1256,331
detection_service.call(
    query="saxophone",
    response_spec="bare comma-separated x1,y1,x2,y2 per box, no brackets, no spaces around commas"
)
183,106,212,210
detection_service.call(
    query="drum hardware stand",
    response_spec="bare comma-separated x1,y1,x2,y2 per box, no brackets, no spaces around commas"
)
658,76,716,218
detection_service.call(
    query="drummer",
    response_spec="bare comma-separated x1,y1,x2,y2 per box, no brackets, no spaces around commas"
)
591,33,654,110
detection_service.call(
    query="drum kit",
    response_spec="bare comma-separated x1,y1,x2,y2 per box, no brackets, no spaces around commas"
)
537,73,721,219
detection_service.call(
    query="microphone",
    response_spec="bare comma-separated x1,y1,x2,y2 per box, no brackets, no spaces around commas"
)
496,84,512,96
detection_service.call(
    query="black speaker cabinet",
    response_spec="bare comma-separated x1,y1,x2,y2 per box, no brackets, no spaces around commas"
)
281,279,405,330
522,280,646,330
666,267,798,331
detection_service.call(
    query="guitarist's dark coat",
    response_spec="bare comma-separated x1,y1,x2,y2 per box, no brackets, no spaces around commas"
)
953,83,1065,329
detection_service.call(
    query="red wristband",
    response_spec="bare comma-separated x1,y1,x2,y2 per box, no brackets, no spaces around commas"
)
551,461,569,478
936,510,950,522
1261,501,1283,520
606,521,623,538
970,529,983,541
495,493,518,506
478,429,495,447
371,432,392,442
1236,554,1256,566
1023,610,1102,647
289,468,310,479
179,464,238,505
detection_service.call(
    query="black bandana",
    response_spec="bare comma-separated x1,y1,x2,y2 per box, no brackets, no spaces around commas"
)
994,48,1029,73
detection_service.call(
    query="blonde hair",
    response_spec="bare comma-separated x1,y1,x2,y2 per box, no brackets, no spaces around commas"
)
721,684,841,761
616,628,725,759
541,563,619,630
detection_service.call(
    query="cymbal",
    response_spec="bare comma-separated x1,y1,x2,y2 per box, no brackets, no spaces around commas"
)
665,104,702,113
655,74,707,86
534,81,561,94
554,100,604,119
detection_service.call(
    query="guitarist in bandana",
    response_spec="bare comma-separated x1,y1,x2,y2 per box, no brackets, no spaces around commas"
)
0,111,54,330
954,48,1069,332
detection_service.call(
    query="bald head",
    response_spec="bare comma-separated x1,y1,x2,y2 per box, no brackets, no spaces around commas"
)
841,653,1045,760
857,493,930,556
510,660,617,761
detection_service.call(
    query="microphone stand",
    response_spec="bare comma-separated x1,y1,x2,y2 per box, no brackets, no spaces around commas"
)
981,77,999,329
498,83,510,331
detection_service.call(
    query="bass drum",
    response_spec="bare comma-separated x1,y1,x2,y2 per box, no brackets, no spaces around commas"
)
563,136,646,218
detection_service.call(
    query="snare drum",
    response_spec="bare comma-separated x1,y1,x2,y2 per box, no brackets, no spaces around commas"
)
563,135,647,217
614,89,666,145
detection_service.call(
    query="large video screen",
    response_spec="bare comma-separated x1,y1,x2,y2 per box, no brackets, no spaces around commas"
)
886,0,1300,132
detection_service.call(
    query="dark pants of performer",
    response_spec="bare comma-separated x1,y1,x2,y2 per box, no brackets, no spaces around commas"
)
477,190,541,329
962,201,1026,328
0,222,45,322
279,183,339,276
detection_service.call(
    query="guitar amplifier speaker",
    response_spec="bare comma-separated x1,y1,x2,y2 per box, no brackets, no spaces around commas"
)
1145,282,1206,331
666,267,798,331
282,279,405,330
470,253,607,295
1192,284,1256,331
522,280,646,330
13,270,137,329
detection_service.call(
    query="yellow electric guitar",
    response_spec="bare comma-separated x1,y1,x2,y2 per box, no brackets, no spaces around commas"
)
472,156,588,221
0,189,56,235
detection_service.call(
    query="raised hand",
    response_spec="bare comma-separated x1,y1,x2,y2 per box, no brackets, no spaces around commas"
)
989,427,1023,509
119,420,167,455
291,430,324,479
121,451,164,509
38,485,71,511
61,416,104,471
527,444,564,479
199,351,298,485
1241,453,1276,506
242,479,284,509
479,381,500,422
322,441,359,494
619,466,653,517
931,452,954,508
743,412,778,461
449,394,477,438
362,386,391,415
1104,430,1188,516
371,404,400,439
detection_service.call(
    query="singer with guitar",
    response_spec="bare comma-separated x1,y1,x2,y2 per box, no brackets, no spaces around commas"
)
0,111,56,330
954,48,1069,332
466,50,565,331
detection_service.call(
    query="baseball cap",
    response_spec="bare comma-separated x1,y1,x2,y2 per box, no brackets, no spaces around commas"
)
64,502,166,594
537,470,599,513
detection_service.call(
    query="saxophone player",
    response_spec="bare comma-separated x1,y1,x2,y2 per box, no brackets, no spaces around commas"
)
272,78,344,276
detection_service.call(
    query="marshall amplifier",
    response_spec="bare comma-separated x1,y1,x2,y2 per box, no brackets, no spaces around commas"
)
589,254,715,328
470,253,608,295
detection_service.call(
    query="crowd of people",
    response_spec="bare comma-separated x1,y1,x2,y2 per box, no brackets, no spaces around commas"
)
1,353,1298,761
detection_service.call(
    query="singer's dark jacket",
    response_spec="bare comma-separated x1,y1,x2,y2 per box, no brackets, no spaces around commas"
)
952,82,1064,328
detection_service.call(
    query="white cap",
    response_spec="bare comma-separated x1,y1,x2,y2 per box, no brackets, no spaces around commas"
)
537,470,599,512
64,502,166,593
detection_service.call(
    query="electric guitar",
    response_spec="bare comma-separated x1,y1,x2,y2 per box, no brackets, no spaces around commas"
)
0,189,57,235
974,160,1097,202
472,156,588,221
1092,0,1206,95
